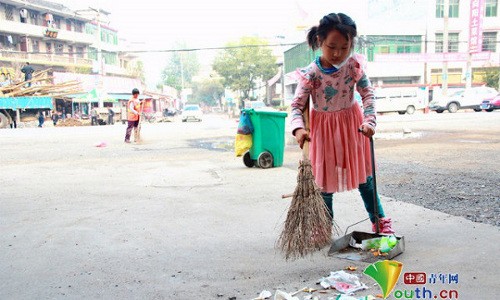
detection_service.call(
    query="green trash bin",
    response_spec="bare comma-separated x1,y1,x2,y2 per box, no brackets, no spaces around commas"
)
242,108,288,169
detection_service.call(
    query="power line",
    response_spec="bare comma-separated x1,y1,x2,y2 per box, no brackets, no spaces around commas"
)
0,42,302,55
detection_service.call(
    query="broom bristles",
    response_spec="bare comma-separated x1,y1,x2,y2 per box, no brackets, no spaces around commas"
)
278,158,335,260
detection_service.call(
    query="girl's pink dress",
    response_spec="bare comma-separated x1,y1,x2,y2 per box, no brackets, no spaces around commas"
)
290,54,376,193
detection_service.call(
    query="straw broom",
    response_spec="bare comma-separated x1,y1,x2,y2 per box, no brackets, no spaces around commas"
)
278,101,336,260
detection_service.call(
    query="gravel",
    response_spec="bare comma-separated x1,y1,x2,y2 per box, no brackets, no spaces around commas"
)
375,129,500,227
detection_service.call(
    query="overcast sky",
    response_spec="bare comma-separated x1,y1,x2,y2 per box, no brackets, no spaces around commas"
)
60,0,371,87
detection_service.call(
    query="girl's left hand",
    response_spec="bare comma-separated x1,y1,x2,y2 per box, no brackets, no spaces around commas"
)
359,124,375,138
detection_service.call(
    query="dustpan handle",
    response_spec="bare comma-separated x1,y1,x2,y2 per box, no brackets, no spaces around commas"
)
369,136,380,234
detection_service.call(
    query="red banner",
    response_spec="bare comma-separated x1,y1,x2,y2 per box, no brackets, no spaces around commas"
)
469,0,486,53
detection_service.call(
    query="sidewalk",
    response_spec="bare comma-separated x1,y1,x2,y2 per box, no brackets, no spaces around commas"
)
0,120,498,299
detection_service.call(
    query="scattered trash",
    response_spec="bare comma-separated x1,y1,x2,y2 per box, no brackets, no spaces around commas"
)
274,290,299,300
344,266,358,271
94,141,107,148
318,271,367,294
335,295,376,300
361,236,398,253
253,290,272,300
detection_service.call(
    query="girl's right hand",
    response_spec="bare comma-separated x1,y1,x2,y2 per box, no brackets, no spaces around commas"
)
294,128,310,149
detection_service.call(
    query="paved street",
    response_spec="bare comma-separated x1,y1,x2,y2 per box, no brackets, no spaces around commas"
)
1,112,499,299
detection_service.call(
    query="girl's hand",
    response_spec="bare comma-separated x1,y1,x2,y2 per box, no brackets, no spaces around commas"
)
359,124,375,138
294,128,310,149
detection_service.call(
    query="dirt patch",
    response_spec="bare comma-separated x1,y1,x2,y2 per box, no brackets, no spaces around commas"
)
375,130,500,226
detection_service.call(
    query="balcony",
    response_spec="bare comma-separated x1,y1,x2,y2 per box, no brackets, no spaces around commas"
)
0,51,93,68
0,19,95,45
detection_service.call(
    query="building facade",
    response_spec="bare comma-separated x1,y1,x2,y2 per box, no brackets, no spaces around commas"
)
284,0,499,102
0,0,139,79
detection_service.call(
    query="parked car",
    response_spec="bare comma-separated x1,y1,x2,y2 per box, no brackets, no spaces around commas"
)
374,87,426,115
480,94,500,112
181,104,202,122
429,87,498,113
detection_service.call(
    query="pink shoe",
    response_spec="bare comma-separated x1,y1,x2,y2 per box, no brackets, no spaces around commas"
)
372,217,395,234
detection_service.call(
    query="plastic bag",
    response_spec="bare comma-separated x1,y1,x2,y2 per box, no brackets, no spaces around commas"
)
235,134,252,157
237,111,254,135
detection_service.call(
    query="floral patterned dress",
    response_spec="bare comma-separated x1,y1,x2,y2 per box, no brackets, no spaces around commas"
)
290,54,377,193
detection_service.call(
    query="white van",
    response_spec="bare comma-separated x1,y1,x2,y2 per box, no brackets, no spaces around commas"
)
374,87,427,115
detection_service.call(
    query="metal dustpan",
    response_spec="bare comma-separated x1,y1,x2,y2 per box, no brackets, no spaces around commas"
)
328,135,405,262
328,227,405,262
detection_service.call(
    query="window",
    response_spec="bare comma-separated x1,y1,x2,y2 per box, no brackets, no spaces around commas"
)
46,42,52,53
55,43,63,54
380,46,390,54
486,0,498,17
29,10,39,25
54,17,61,29
449,0,459,17
68,46,73,57
435,33,459,52
32,40,39,53
365,35,422,61
66,20,72,31
77,47,84,58
4,4,14,21
436,0,460,18
74,21,83,33
482,32,497,51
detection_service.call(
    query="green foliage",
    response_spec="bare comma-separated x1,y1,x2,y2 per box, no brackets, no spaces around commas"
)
161,43,200,92
484,68,499,90
192,77,225,106
127,60,145,82
212,36,278,100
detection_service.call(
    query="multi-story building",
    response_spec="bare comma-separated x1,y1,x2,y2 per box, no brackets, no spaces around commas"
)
0,0,140,81
284,0,500,102
0,0,148,122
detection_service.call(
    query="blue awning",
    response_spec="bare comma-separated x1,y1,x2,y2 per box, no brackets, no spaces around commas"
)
0,96,53,109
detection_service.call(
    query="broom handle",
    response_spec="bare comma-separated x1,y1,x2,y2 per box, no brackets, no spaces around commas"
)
302,99,310,160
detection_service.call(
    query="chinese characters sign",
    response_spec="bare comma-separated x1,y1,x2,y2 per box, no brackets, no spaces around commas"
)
469,0,485,53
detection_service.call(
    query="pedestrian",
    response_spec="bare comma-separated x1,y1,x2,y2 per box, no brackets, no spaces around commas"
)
90,107,98,126
290,12,394,234
38,110,44,127
51,111,59,126
21,62,34,87
107,107,115,125
124,88,141,143
8,110,17,129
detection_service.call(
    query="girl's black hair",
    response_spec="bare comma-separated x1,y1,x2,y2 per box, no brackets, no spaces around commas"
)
306,13,357,51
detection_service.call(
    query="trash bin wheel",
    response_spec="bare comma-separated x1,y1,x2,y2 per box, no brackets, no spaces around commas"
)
243,151,254,168
257,151,273,169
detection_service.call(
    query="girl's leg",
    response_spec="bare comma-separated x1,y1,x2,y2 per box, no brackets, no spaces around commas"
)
358,176,385,223
358,176,394,233
321,192,333,221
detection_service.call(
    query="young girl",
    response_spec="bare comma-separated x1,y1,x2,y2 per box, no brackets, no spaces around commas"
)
291,12,394,234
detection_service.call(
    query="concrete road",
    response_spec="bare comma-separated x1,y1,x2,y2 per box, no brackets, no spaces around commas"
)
1,112,499,299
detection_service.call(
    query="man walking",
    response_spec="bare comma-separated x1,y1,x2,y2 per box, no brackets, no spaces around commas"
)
21,62,34,87
124,88,141,143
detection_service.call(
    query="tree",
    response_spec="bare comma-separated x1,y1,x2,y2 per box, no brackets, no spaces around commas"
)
161,43,200,93
212,37,278,106
192,77,225,106
127,60,145,83
484,68,499,90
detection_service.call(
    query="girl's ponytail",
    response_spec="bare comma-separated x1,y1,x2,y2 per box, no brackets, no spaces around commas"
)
307,26,319,50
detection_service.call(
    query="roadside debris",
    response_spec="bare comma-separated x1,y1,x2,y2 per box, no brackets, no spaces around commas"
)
318,271,367,294
252,290,272,300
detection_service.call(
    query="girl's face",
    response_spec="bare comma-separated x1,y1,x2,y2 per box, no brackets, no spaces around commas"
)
319,29,351,67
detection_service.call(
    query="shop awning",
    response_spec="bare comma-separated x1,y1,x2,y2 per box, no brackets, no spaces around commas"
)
0,96,53,109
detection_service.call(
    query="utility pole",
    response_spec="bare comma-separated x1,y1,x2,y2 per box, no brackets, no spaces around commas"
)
442,0,449,96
